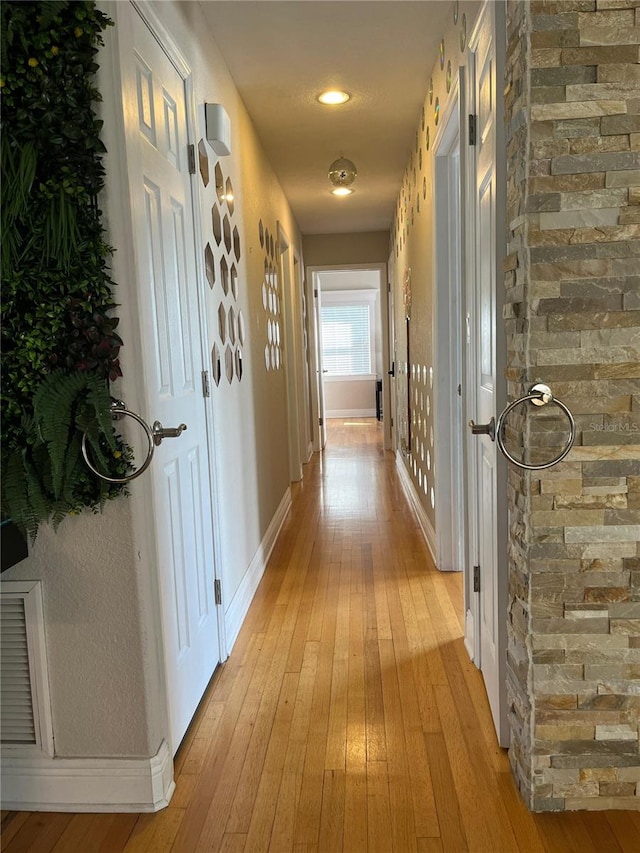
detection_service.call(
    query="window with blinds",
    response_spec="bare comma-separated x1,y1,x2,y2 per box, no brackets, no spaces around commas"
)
321,303,371,376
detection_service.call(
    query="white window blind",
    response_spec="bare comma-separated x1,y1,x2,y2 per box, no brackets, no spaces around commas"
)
321,304,371,376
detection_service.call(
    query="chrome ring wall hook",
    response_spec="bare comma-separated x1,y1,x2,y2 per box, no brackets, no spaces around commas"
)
81,400,155,484
495,383,576,471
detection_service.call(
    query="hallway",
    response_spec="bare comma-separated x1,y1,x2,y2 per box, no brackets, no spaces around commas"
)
2,420,639,852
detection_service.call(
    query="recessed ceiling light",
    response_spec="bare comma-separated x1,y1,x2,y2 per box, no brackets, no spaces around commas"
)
318,90,350,105
331,187,353,196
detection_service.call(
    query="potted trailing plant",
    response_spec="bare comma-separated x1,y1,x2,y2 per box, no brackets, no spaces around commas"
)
1,1,131,542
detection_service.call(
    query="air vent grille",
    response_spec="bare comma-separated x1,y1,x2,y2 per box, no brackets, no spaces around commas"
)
1,597,36,744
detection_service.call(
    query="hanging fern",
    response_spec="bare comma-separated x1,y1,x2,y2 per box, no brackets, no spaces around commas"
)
1,2,129,542
2,371,132,541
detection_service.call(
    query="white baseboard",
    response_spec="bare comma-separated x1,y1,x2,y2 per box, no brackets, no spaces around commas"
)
224,487,292,654
0,739,174,812
325,409,376,418
395,454,438,567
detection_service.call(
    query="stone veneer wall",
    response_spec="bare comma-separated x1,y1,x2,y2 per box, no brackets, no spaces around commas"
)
505,0,640,811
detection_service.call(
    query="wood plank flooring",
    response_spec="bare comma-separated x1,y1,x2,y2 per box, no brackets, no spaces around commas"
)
2,419,639,852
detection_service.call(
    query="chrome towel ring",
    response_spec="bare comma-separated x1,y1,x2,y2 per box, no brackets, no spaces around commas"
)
495,383,576,471
82,399,188,483
82,400,188,483
81,400,155,484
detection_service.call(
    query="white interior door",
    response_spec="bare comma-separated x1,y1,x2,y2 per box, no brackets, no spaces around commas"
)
387,266,397,451
123,9,221,753
313,277,327,448
434,86,464,574
466,2,508,746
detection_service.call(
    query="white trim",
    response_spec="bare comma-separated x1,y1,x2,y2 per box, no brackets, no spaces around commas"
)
279,223,304,483
326,409,376,419
0,740,174,813
395,455,438,568
224,487,292,654
433,75,465,574
464,609,476,664
130,1,190,77
323,374,377,384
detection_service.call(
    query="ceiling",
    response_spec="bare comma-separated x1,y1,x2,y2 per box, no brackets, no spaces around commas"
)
198,1,457,235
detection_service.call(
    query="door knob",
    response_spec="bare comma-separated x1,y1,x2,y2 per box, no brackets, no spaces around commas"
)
469,417,495,441
152,420,188,446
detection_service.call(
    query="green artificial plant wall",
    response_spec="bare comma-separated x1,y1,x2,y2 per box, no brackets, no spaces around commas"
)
1,1,130,539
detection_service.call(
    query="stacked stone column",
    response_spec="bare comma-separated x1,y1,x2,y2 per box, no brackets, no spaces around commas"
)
505,0,640,811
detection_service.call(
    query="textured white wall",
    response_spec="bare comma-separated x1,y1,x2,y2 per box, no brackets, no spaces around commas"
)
3,500,153,756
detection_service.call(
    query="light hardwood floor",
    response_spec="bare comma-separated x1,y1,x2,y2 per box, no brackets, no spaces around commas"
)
2,419,639,852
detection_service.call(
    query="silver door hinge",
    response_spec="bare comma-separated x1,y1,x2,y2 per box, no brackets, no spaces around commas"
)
202,369,211,398
314,288,318,298
214,578,222,605
187,144,196,174
319,417,324,427
473,565,480,593
468,114,477,146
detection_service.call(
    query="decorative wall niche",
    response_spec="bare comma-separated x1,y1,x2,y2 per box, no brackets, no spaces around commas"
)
223,214,232,254
211,342,221,386
259,221,283,372
212,205,222,245
225,178,234,215
218,303,227,343
230,264,238,300
202,154,245,387
204,243,215,289
198,139,209,186
220,256,229,295
215,162,224,204
224,344,234,383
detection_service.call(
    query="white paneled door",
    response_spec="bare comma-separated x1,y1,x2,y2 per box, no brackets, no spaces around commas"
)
467,2,508,746
122,9,221,753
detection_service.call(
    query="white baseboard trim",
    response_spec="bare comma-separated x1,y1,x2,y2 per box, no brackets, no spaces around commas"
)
0,739,174,812
395,454,438,567
326,409,376,418
224,487,292,654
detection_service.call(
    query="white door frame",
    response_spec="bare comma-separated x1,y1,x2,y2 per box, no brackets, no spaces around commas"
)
279,223,304,481
464,0,509,746
432,74,465,573
307,269,326,451
297,255,314,463
386,257,396,453
100,0,226,754
306,263,389,450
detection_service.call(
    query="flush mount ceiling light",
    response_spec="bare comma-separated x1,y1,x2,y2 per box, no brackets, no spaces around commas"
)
331,187,354,196
317,90,350,105
328,155,357,189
